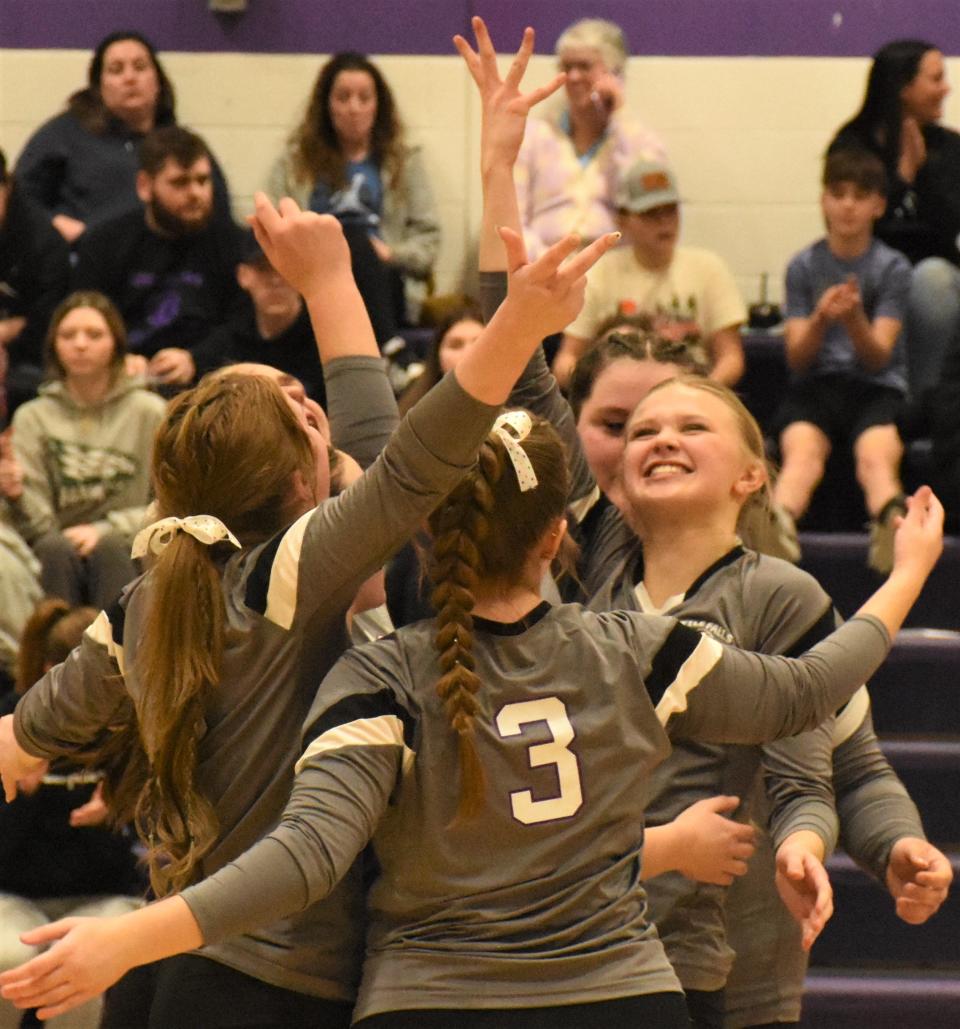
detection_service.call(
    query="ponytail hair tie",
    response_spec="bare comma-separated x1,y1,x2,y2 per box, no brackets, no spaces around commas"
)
492,411,538,492
131,515,241,559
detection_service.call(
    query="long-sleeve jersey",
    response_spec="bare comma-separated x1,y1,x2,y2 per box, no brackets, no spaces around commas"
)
178,602,889,1020
591,544,841,992
12,368,498,1001
723,694,925,1028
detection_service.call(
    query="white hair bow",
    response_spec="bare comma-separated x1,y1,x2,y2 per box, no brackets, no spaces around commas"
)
493,411,538,492
131,515,241,559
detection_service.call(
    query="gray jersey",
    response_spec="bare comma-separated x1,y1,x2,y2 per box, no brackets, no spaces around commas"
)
179,602,888,1019
12,368,499,1001
590,545,840,991
723,696,925,1027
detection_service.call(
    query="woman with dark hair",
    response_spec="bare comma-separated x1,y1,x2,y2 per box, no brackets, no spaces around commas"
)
15,31,231,244
268,52,440,329
829,39,960,400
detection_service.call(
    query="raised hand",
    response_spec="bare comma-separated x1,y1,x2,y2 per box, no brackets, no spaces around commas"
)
454,17,565,173
671,795,757,886
898,115,927,184
891,486,944,580
499,226,620,339
886,836,953,925
248,193,350,300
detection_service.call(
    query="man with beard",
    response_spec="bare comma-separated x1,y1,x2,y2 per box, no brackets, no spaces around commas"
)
72,126,244,386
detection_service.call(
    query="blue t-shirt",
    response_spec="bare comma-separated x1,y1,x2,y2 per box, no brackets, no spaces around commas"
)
308,159,384,233
784,237,911,392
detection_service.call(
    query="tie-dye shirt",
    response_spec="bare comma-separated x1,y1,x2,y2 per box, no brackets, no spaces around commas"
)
514,106,666,260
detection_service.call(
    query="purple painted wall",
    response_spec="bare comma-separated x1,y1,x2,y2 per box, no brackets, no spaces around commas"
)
3,0,960,56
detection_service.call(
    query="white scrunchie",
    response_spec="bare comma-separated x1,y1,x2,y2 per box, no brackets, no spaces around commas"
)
131,515,241,560
493,411,538,492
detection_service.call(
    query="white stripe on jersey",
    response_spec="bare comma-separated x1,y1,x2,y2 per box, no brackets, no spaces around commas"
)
832,685,871,747
264,509,313,630
654,634,725,726
295,715,416,775
85,610,126,676
568,484,601,525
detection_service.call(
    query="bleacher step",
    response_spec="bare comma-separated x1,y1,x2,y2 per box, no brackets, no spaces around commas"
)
799,969,960,1028
809,851,960,969
798,532,960,629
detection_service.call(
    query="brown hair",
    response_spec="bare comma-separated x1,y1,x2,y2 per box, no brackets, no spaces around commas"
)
823,147,888,196
44,291,128,381
68,30,176,135
568,327,710,420
139,125,210,177
635,375,772,513
106,373,317,895
16,599,98,695
427,415,570,819
288,52,405,193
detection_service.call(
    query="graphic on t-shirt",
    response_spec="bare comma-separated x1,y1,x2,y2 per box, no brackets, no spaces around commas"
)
309,167,383,232
45,438,138,510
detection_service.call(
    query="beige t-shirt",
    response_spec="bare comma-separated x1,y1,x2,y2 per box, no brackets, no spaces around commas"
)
567,244,747,341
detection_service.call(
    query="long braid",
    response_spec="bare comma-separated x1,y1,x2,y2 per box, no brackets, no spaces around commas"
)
429,440,502,819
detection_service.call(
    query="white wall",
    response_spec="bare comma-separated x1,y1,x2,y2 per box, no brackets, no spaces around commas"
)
4,48,960,303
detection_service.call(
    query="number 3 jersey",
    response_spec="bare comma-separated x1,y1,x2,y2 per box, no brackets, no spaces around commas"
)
181,601,889,1020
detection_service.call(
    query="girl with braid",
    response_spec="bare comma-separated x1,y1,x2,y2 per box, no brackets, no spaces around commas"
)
463,19,949,1028
0,397,942,1028
0,173,617,1027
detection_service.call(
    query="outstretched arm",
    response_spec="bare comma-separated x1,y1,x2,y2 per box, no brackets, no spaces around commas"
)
458,17,598,505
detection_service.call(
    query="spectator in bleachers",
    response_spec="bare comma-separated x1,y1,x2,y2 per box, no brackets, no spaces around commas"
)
773,149,911,573
556,159,746,388
15,30,232,245
515,18,666,263
0,291,166,610
397,297,483,415
268,51,439,331
0,598,142,1029
72,126,245,388
0,148,70,418
192,234,326,406
829,39,960,402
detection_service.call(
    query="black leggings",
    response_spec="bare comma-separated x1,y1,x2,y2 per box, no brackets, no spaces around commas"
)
685,987,726,1029
102,954,352,1029
355,992,689,1028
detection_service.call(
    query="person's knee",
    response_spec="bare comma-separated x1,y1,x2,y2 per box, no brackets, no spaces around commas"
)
32,530,75,564
0,897,44,970
780,424,830,469
910,257,960,306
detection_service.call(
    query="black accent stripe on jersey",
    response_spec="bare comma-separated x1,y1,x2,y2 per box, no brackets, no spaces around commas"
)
644,621,707,707
244,529,287,615
303,689,417,752
103,595,126,646
783,603,836,659
473,600,552,636
684,545,746,598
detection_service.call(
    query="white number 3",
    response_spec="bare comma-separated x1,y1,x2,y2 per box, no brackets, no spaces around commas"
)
495,697,583,824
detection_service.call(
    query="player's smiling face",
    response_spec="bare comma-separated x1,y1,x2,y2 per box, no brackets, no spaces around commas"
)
621,382,763,515
576,356,681,497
